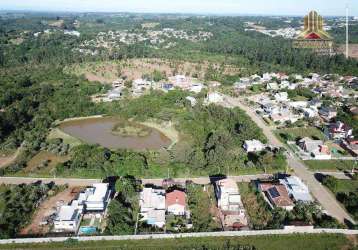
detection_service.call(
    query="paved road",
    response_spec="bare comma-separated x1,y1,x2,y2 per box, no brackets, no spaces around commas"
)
1,228,358,245
222,95,355,224
0,174,273,187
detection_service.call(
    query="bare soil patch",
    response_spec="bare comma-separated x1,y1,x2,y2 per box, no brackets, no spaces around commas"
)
66,58,241,84
22,151,69,176
20,187,82,235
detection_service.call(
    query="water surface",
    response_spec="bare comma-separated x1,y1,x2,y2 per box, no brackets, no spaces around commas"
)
60,117,171,150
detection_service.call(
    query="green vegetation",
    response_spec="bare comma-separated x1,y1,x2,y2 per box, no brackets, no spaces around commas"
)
322,175,358,221
0,234,350,250
105,176,141,235
0,182,60,239
186,183,221,232
305,160,357,172
111,121,151,137
276,127,325,142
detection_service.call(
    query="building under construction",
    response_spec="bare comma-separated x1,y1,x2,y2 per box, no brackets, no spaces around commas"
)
293,11,334,55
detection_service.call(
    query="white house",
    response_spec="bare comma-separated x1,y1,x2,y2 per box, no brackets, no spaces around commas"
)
139,188,166,228
185,96,197,107
267,82,279,90
215,179,245,215
280,176,313,203
274,92,289,102
53,205,82,233
83,183,111,212
189,83,204,93
205,92,224,104
243,140,265,153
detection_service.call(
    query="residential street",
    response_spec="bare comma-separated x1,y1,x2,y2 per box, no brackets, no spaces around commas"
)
0,174,273,187
222,95,355,224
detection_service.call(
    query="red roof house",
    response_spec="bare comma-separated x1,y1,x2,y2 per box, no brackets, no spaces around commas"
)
166,190,186,216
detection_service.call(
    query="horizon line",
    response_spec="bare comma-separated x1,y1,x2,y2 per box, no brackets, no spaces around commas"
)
0,9,355,18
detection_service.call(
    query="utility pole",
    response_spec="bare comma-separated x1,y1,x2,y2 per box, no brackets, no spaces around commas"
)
346,3,349,59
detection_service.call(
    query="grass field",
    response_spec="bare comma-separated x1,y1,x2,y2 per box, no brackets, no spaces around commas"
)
275,127,325,142
334,179,358,194
305,160,357,172
0,234,351,250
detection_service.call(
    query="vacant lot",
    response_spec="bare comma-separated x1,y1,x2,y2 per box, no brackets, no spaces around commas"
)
306,160,356,172
0,234,351,250
65,58,241,84
276,127,325,142
20,151,70,177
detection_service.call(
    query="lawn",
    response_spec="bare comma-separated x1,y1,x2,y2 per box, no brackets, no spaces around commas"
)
275,127,325,142
334,179,358,194
0,234,350,250
305,160,357,172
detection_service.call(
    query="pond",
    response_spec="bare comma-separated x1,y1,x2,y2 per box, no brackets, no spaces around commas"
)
59,117,171,150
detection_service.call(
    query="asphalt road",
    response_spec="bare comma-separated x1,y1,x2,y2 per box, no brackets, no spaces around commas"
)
222,95,355,224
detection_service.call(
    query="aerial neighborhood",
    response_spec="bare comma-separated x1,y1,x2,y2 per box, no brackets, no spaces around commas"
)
1,7,358,250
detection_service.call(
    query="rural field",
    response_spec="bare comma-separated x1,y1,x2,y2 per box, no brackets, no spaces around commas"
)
306,160,357,172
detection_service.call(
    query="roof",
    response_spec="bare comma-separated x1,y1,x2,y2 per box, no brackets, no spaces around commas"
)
57,205,78,221
140,188,165,210
260,183,293,207
86,183,109,202
166,190,186,207
280,176,313,202
216,179,238,191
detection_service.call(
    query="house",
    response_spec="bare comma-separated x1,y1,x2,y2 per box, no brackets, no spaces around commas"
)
139,188,166,228
243,140,265,153
341,139,358,157
274,92,289,102
166,190,186,216
298,137,331,159
318,106,337,121
53,205,82,233
82,183,111,212
262,103,281,115
259,182,294,211
169,75,192,90
185,96,197,107
189,83,204,93
302,107,318,118
280,176,313,202
162,83,174,91
107,88,122,101
215,179,245,214
288,101,308,109
327,121,353,140
298,137,323,153
267,82,279,90
205,92,224,104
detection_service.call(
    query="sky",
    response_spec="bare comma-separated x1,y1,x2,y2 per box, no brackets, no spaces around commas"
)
1,0,358,16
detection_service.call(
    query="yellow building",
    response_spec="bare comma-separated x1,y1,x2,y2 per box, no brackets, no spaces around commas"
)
293,11,334,54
